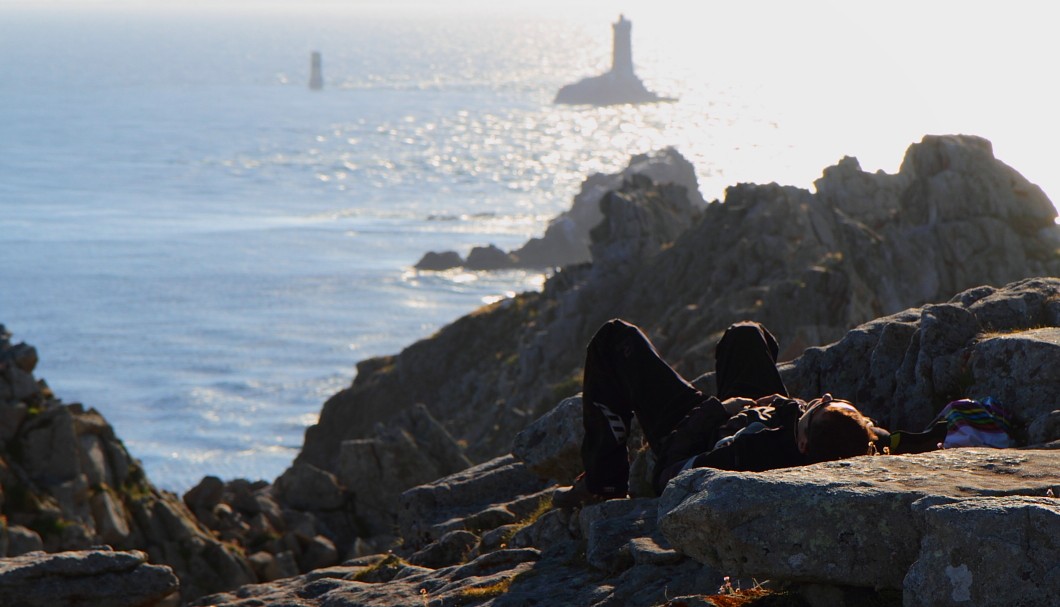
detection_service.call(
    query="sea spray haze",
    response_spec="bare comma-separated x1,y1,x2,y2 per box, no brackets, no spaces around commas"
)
2,2,1058,491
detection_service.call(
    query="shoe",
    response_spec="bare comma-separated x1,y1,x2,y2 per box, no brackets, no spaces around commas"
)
552,473,625,509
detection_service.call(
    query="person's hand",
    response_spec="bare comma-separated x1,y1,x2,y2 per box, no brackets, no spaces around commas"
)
721,397,755,416
754,393,788,407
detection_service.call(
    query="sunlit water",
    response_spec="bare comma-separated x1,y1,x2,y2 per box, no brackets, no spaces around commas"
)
2,5,1056,492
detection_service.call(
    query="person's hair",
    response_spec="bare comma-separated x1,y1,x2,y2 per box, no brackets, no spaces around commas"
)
805,406,877,464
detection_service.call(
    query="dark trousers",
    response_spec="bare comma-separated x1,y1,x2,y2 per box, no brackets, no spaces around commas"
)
581,319,787,496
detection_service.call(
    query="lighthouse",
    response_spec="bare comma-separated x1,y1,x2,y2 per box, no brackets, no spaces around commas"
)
554,15,668,105
309,51,323,90
611,15,634,79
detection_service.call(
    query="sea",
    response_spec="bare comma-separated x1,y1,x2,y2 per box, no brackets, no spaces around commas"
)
2,2,1057,493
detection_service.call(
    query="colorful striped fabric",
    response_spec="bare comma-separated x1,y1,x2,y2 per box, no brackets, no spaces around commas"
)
938,397,1015,449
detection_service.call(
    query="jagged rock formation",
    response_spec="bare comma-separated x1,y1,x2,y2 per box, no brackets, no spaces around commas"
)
773,277,1060,436
0,548,178,607
554,15,667,105
415,147,705,270
0,326,255,601
285,135,1060,558
193,278,1060,607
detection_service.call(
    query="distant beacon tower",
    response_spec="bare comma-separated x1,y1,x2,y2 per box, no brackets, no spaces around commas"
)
611,14,634,78
309,51,323,90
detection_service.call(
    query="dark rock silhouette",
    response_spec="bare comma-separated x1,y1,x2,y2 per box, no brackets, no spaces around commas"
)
309,51,323,90
554,15,668,105
415,147,704,271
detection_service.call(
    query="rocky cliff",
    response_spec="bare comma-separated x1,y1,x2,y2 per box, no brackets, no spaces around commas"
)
196,278,1060,607
286,135,1060,553
0,327,254,602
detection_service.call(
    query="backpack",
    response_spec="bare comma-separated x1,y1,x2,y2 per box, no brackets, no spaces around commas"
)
937,397,1015,449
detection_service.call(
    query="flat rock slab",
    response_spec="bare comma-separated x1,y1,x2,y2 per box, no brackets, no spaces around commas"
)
0,549,178,607
659,448,1060,593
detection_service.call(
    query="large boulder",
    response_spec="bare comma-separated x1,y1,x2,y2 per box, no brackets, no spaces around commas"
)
658,448,1060,596
510,395,583,483
904,496,1060,607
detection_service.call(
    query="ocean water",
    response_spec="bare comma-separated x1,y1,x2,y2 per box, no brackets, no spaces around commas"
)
2,3,1057,492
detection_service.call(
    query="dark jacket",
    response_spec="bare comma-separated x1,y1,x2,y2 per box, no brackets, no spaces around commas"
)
653,396,806,493
653,397,947,494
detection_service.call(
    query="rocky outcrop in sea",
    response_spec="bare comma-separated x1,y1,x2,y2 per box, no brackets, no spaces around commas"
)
553,15,667,106
415,147,705,270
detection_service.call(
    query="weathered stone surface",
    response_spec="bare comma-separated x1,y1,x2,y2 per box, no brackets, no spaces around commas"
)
6,526,43,556
580,498,660,572
0,549,178,607
336,403,472,537
398,454,549,549
299,534,339,572
274,463,345,512
659,448,1060,593
511,395,582,483
183,475,225,522
771,278,1060,441
1028,409,1060,445
966,328,1060,428
407,529,480,569
508,508,574,551
1,363,40,404
904,496,1060,607
0,402,27,443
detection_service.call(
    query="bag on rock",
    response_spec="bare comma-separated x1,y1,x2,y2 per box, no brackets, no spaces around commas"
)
938,397,1015,449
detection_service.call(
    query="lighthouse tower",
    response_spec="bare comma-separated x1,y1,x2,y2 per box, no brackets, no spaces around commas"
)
553,14,664,105
309,51,324,90
611,15,634,79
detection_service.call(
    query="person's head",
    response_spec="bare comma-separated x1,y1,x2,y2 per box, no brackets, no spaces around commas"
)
796,395,877,463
